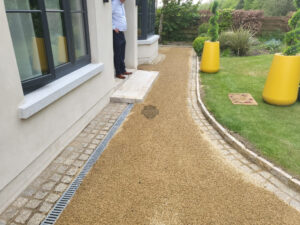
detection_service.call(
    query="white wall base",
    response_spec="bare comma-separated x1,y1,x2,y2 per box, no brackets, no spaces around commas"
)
138,35,159,65
0,89,113,214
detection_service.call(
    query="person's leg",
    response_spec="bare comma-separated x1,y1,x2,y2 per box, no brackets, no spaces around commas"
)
120,32,126,74
113,31,124,78
119,33,132,75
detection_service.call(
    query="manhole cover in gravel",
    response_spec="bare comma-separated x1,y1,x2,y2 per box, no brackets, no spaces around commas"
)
141,105,159,119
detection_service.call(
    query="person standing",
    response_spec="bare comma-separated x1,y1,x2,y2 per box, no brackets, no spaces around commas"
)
112,0,132,79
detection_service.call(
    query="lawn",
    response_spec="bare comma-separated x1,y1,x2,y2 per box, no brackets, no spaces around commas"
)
200,55,300,177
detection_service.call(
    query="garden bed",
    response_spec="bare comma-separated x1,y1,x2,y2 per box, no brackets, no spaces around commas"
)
200,55,300,178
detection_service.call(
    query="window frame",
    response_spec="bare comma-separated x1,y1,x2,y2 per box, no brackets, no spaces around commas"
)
5,0,91,94
138,0,156,40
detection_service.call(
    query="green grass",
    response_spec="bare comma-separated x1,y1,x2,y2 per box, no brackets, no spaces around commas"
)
200,55,300,177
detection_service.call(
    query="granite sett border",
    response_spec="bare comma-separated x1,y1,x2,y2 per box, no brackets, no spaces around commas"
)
194,54,300,193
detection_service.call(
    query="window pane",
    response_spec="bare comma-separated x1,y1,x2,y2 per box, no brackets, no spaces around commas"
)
6,13,49,81
138,4,142,39
148,0,155,35
70,0,82,11
71,13,87,59
45,0,62,10
4,0,39,10
47,13,69,67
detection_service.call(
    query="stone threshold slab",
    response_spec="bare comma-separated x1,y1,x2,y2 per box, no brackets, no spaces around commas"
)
110,70,159,103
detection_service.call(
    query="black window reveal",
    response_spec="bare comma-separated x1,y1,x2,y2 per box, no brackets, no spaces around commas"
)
138,0,156,40
4,0,90,94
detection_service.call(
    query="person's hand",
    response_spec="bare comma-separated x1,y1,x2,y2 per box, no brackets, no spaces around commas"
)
120,0,125,3
114,28,119,33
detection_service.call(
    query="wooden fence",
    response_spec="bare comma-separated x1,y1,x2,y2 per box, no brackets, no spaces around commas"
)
182,15,290,41
261,16,290,33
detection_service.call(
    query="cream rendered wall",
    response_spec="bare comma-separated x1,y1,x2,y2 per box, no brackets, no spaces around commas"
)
138,35,160,65
124,0,138,69
0,0,117,213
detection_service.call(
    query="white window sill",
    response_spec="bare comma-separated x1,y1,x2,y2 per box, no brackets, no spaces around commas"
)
138,35,159,45
18,63,104,119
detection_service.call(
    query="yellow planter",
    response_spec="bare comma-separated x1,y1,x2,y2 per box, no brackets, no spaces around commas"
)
58,36,68,64
263,54,300,105
200,41,220,73
32,37,48,73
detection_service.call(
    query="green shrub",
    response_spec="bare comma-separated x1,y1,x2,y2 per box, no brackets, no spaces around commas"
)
219,31,235,49
258,30,285,42
219,29,253,56
264,39,283,53
193,36,210,56
156,0,200,42
284,0,300,55
218,9,233,33
249,37,261,46
208,1,220,41
221,48,233,57
198,23,210,36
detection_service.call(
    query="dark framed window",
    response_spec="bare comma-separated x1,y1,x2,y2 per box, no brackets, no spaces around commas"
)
138,0,156,40
4,0,90,94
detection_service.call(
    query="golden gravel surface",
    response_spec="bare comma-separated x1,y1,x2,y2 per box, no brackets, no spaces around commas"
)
56,47,300,225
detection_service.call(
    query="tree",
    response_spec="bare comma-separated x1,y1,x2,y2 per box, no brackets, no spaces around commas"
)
219,0,239,9
251,0,263,9
236,0,244,9
244,0,254,10
234,0,296,15
263,0,296,16
158,0,170,43
158,0,201,42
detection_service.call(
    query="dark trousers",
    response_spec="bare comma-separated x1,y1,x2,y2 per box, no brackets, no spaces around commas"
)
113,31,126,75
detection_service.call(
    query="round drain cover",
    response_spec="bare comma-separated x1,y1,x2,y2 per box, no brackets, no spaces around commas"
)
141,105,159,119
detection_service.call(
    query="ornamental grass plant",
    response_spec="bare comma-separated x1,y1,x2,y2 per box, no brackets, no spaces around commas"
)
219,29,253,56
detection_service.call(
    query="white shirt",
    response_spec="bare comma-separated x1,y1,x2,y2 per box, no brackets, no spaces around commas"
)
112,0,127,31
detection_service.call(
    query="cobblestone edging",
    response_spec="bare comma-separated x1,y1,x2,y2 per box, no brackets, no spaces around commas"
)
188,51,300,211
41,104,134,225
0,103,128,225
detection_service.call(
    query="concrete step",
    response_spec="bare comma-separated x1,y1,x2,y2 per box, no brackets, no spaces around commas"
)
110,70,159,103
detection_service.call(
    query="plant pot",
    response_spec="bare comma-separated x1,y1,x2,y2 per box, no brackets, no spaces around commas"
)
263,54,300,106
32,37,48,73
58,36,68,64
200,41,220,73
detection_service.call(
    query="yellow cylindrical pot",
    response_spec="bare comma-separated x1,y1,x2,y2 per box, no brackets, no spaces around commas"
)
58,36,68,64
200,41,220,73
32,37,48,73
263,54,300,106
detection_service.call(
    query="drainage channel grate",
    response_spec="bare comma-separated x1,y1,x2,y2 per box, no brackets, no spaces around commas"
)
41,103,134,225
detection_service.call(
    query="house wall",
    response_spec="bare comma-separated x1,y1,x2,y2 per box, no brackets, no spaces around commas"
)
124,1,138,69
0,0,136,213
138,35,160,65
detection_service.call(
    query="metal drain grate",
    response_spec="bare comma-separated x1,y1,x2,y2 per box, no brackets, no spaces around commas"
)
41,103,134,225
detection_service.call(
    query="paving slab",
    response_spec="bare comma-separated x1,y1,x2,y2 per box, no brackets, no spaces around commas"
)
110,70,159,103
